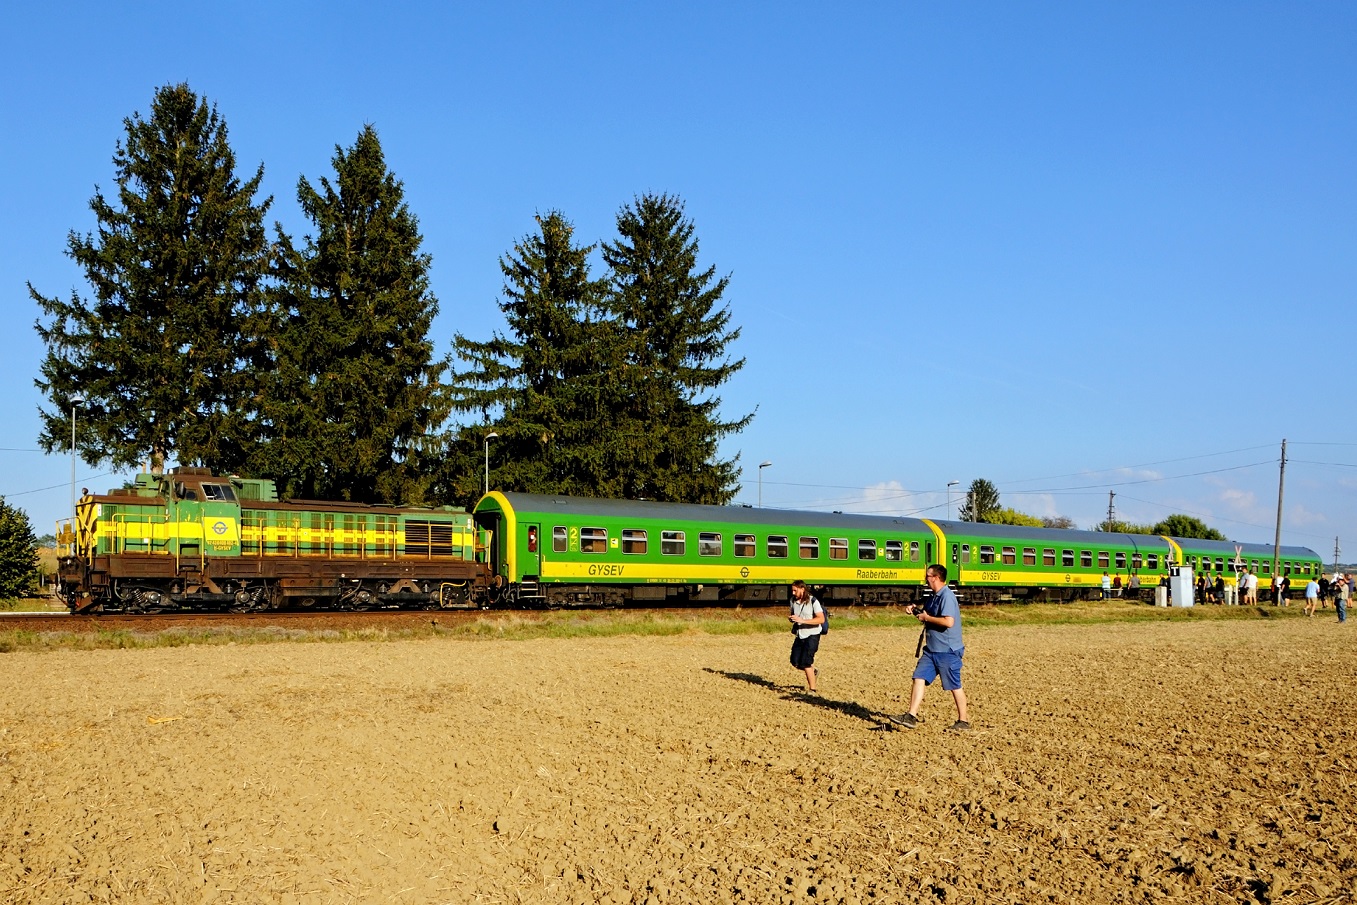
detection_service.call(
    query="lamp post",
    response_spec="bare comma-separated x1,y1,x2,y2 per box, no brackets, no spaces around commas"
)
758,460,772,508
484,432,499,496
947,481,959,519
70,394,85,519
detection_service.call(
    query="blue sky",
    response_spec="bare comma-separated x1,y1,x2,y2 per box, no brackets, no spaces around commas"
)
2,2,1353,558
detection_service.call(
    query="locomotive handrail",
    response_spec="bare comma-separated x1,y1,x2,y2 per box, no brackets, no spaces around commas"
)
108,511,172,555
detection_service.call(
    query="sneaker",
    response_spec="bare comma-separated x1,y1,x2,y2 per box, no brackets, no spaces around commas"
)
945,720,972,733
888,712,918,729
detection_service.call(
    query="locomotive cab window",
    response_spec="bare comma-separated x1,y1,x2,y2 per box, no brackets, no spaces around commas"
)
1002,546,1016,565
885,540,903,562
734,534,756,557
553,527,567,553
799,537,819,559
978,545,995,564
1023,547,1036,566
699,533,722,557
662,531,685,555
622,529,647,554
830,538,848,560
767,535,788,558
858,540,877,561
581,527,607,553
202,483,236,502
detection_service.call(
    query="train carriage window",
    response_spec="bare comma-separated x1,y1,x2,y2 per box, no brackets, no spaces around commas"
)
1116,552,1127,569
1062,549,1074,567
1147,553,1159,569
553,527,568,553
581,527,608,553
885,540,903,562
1043,549,1056,566
830,538,848,560
1023,547,1036,566
910,541,920,562
662,531,685,555
1132,553,1143,569
699,533,722,556
1261,561,1270,575
978,545,995,565
734,534,756,557
960,544,971,564
1002,546,1016,565
1215,557,1224,573
768,535,788,558
1080,551,1093,568
799,537,819,559
858,540,877,561
622,529,647,554
1098,552,1110,568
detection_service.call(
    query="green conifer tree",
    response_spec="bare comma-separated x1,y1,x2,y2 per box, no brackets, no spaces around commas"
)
445,212,612,503
0,499,39,602
250,126,447,503
600,193,751,504
960,479,1001,522
31,83,272,474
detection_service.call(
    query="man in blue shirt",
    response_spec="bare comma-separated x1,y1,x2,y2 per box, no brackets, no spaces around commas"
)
890,564,970,732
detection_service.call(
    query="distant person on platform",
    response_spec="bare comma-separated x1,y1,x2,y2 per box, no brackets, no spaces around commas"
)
890,564,969,733
1129,572,1141,601
1101,572,1111,599
1214,574,1226,605
1338,576,1350,624
787,580,825,693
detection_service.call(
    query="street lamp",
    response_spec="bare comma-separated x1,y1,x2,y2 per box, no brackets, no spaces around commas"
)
70,394,85,519
758,460,772,508
947,481,959,519
484,432,499,495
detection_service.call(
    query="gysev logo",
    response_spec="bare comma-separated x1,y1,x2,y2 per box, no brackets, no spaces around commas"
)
740,567,750,578
212,521,228,536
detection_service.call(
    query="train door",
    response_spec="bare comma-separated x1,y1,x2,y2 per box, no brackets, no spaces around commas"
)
523,523,542,578
474,512,504,581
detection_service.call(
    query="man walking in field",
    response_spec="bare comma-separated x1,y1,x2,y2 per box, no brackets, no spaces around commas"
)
890,564,970,733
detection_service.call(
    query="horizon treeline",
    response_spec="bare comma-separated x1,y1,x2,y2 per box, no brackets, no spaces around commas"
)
30,83,750,509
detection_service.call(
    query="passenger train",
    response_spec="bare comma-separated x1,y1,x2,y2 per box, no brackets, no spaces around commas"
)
55,468,1322,613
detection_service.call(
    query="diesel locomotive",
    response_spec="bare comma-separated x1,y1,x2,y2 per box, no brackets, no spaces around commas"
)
57,469,1324,613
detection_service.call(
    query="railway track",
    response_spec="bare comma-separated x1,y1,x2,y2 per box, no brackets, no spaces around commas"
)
0,605,785,634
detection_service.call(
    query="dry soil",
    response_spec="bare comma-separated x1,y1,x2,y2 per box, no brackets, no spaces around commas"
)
1,617,1354,904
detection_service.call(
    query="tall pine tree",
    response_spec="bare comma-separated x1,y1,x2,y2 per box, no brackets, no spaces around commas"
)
248,125,446,504
445,212,612,503
600,193,750,504
31,83,272,474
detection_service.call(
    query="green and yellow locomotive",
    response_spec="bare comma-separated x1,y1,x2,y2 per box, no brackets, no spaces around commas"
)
57,467,489,613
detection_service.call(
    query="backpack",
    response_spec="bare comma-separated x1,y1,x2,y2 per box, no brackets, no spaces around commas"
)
818,600,829,636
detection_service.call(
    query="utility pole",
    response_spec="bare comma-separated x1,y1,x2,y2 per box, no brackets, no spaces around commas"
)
1336,537,1342,578
1271,439,1286,580
1106,491,1116,531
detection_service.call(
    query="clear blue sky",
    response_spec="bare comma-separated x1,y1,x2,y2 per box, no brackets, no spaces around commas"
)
2,1,1353,559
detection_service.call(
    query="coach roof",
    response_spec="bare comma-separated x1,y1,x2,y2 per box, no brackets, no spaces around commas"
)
487,492,934,533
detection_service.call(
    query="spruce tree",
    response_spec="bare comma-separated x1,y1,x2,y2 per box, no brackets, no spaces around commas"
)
0,499,39,602
445,212,612,503
960,479,1001,522
600,193,751,504
249,125,447,504
31,83,271,474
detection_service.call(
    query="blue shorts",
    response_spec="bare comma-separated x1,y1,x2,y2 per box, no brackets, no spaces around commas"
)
790,634,820,669
913,649,963,691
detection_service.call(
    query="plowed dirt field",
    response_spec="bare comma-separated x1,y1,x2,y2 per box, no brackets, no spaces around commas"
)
2,617,1354,903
